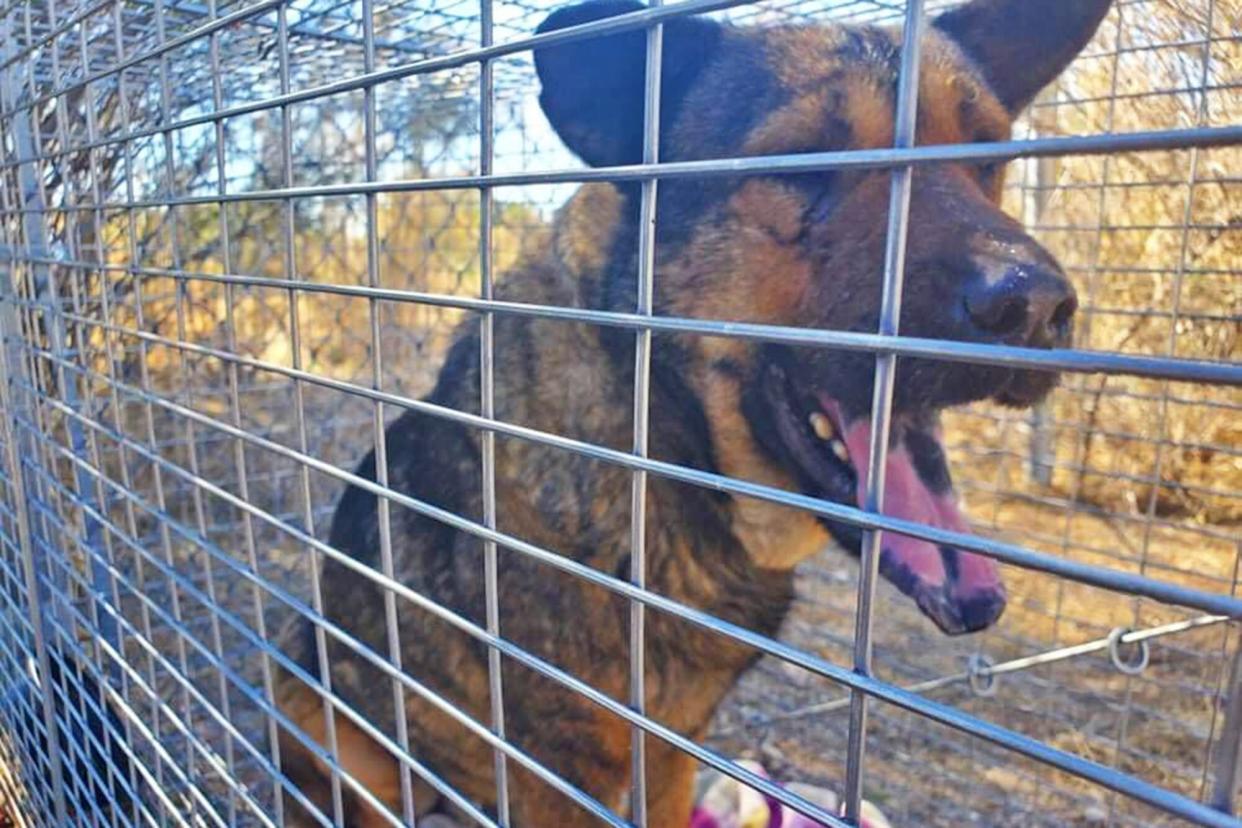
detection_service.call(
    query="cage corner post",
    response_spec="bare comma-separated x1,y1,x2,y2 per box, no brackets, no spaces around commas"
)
3,20,118,664
1210,623,1242,815
0,31,69,824
2,11,123,816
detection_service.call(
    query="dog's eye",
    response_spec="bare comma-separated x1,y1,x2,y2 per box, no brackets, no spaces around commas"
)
977,161,1004,183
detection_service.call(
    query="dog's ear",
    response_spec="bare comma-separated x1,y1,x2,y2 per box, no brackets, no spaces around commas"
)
534,1,723,167
934,0,1112,114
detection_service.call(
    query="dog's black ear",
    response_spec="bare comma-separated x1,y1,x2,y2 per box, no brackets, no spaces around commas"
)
934,0,1112,113
534,1,723,167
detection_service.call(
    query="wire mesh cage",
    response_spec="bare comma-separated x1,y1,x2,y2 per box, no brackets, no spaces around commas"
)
0,0,1239,826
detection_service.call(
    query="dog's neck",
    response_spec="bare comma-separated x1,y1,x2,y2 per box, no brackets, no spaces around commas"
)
479,185,806,633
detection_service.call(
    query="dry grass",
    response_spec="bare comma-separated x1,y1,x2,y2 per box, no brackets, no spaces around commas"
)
0,732,34,828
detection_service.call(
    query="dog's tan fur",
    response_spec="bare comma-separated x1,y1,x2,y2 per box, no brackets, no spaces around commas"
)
272,2,1111,824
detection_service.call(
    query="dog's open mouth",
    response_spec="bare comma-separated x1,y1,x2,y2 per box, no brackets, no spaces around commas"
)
759,363,1007,635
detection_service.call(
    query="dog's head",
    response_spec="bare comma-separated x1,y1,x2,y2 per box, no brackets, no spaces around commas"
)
534,0,1110,635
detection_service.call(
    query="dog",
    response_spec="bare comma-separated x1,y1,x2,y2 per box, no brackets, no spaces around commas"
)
273,1,1110,824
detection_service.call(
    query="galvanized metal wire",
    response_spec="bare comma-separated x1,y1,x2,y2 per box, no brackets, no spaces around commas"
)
0,0,1239,827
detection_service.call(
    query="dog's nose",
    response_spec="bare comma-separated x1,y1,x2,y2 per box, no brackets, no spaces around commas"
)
953,588,1007,634
963,261,1077,345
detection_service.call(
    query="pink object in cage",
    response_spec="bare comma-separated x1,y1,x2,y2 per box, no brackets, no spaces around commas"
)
688,760,892,828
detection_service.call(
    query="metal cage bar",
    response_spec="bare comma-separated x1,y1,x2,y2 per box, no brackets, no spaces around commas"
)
478,0,512,821
628,4,665,825
9,256,1242,387
26,301,1242,620
842,0,924,817
7,126,1242,208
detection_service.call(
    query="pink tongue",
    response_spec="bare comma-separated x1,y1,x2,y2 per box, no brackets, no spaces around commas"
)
840,419,995,594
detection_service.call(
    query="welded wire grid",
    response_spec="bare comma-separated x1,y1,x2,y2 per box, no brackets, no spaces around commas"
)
0,0,1239,826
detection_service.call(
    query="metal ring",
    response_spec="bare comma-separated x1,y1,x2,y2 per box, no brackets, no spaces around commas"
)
967,653,997,697
1107,627,1150,676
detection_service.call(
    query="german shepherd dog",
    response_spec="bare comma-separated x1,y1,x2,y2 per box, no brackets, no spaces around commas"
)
274,1,1109,824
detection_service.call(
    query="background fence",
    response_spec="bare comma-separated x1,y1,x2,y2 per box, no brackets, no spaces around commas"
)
0,0,1240,825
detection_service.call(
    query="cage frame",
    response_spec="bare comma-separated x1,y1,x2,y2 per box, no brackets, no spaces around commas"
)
1,0,1241,826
